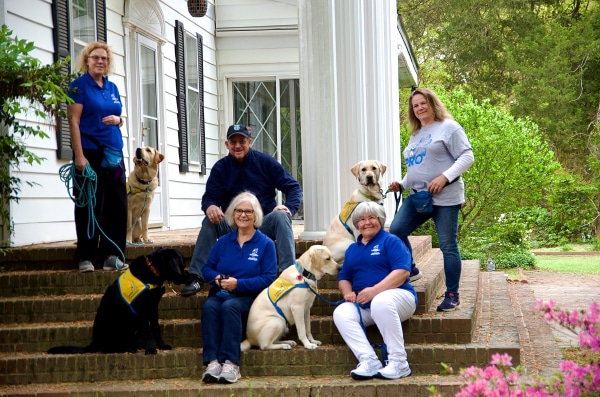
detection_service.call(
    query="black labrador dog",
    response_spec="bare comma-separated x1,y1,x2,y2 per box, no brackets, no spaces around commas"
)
48,248,188,355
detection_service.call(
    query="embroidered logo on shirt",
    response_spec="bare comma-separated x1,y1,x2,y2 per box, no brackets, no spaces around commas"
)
370,244,381,256
248,248,259,261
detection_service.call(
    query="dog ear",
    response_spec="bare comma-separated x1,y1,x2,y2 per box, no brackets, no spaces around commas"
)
350,162,362,178
155,150,165,164
378,162,387,176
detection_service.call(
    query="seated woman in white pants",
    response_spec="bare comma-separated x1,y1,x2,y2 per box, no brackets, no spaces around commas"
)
333,201,417,380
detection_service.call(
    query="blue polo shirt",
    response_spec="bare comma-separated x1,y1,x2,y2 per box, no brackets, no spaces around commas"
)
201,228,277,297
339,228,417,308
69,72,123,151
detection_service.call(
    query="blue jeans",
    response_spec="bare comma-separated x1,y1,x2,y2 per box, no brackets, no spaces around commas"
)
389,196,462,294
201,294,254,364
189,210,295,276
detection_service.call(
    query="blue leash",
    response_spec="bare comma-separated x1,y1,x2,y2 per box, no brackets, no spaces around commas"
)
308,288,387,361
355,302,388,362
59,163,125,264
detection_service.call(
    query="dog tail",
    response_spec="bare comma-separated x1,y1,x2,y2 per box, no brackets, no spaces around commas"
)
47,343,97,354
240,339,252,352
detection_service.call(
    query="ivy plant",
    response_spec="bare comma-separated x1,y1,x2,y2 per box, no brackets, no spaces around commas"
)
0,24,76,249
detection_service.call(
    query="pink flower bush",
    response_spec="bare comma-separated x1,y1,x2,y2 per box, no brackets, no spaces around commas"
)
430,301,600,397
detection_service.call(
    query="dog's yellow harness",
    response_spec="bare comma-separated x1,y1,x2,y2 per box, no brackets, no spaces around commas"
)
339,201,359,237
267,262,318,324
118,269,159,314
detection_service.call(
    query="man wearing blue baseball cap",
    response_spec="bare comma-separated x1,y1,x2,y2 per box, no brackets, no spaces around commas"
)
181,124,303,297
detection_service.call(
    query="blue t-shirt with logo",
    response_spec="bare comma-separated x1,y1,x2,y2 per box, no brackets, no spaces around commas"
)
339,228,417,308
69,72,123,151
201,228,277,297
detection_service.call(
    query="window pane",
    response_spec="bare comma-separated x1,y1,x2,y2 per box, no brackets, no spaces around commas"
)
71,0,96,67
187,89,200,162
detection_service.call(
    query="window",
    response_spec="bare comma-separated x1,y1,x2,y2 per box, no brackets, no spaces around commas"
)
52,0,106,159
175,20,206,173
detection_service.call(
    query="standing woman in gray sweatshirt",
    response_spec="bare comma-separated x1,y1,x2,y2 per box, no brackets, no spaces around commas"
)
388,88,474,312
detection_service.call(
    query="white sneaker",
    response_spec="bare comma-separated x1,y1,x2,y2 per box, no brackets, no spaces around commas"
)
377,360,412,379
350,359,383,380
103,255,129,271
218,360,241,383
78,260,94,273
202,360,221,383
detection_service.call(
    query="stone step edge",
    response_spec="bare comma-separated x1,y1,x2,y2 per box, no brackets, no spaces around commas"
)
0,374,465,397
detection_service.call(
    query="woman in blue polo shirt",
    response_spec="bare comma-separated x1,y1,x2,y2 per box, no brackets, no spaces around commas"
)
68,41,127,273
333,201,417,381
200,192,277,384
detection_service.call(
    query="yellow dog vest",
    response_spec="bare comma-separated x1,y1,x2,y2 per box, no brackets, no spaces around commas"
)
118,269,159,314
268,277,317,324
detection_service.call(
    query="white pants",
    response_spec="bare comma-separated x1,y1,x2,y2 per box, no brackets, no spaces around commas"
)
333,288,416,363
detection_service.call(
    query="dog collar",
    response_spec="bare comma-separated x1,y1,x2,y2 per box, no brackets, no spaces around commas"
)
136,176,153,185
146,257,161,277
295,261,316,281
358,189,383,202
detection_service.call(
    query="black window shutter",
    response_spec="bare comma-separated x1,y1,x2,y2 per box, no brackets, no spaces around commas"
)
52,0,73,160
197,33,206,175
175,20,189,172
96,0,107,43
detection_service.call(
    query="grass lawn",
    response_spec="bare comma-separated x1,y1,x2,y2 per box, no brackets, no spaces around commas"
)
534,255,600,275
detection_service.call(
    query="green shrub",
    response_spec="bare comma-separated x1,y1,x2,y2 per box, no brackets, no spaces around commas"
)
493,251,536,269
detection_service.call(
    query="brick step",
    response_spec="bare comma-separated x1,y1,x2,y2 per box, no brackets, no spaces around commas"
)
0,250,443,322
0,374,465,397
0,335,510,385
0,235,434,272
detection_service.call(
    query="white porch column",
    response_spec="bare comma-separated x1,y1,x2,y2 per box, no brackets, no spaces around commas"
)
298,0,340,240
299,0,401,240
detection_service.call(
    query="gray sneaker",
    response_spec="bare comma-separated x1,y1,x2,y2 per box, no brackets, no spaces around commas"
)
377,360,412,379
350,359,383,380
218,360,241,383
103,255,129,271
79,260,94,273
202,360,221,383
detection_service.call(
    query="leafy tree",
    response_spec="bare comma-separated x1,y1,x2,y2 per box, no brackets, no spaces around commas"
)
0,25,75,248
398,0,600,240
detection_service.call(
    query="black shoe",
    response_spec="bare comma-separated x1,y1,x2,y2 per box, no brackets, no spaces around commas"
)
409,266,423,283
181,275,204,297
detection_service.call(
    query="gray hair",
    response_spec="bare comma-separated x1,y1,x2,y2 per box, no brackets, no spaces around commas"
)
351,201,386,229
224,191,264,228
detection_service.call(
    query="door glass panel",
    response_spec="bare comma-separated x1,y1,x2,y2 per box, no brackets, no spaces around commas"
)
140,45,158,148
232,79,303,220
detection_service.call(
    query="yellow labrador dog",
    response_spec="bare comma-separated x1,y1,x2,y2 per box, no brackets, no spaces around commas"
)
126,147,164,244
322,160,387,264
241,245,340,351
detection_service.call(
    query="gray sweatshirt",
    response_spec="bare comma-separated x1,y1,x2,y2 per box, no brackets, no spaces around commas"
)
401,119,474,206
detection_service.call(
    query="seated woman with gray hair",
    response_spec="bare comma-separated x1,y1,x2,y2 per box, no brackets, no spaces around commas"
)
333,201,417,380
200,191,277,384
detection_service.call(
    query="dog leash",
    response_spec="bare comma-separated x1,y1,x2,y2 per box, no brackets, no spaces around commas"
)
382,188,401,215
355,302,388,362
59,162,126,266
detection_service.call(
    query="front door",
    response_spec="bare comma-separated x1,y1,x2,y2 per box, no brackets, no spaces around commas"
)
134,34,163,226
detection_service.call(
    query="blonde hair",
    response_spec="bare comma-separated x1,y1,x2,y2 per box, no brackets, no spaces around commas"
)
224,192,264,228
407,88,453,134
76,41,115,75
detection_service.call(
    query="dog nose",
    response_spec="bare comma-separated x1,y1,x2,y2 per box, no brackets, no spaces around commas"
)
136,147,142,159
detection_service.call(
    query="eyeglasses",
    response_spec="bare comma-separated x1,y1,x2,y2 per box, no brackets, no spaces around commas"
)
357,216,378,225
234,209,254,216
89,55,108,62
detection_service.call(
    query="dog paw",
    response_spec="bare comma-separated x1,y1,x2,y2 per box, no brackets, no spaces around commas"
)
303,343,319,350
309,340,322,346
144,239,154,244
158,343,172,350
145,347,158,355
